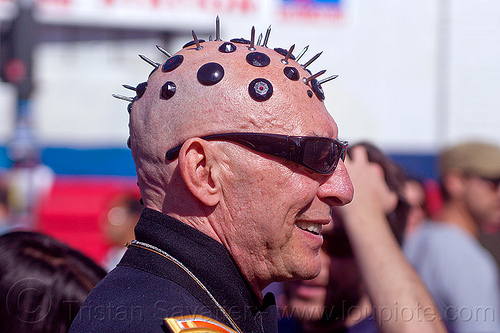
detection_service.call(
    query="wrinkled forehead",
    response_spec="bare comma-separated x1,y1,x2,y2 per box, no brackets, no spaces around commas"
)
126,31,339,139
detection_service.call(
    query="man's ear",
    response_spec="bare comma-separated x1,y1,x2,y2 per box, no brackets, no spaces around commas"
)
443,168,466,199
177,138,221,207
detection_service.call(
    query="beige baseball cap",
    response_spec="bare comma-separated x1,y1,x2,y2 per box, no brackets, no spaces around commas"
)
440,141,500,179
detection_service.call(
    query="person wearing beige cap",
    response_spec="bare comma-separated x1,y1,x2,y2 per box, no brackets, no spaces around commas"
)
70,20,354,333
404,140,500,333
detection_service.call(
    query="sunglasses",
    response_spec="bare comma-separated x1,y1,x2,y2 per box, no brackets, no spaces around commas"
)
480,176,500,191
467,173,500,191
166,132,348,174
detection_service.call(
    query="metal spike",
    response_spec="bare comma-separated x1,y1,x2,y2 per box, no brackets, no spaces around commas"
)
209,34,213,41
281,44,295,64
155,45,171,58
257,33,263,46
139,54,159,68
302,51,323,69
318,75,339,85
112,94,134,102
215,15,221,41
122,84,136,91
295,45,309,62
262,25,271,47
192,30,203,50
249,26,256,51
304,69,327,84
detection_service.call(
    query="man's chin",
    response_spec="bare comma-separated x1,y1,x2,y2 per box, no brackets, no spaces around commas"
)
293,263,322,281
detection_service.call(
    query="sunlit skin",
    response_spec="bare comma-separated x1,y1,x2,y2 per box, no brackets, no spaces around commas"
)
129,41,354,298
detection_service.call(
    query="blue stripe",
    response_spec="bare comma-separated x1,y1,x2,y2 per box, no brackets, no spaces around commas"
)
0,146,438,180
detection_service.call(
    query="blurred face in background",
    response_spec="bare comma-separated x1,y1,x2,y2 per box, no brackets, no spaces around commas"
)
463,174,500,227
404,180,427,235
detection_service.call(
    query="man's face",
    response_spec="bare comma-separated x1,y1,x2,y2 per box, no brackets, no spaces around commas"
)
217,104,353,290
464,175,500,226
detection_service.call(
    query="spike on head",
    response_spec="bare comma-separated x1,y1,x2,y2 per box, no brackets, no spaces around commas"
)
192,30,203,50
302,51,323,69
281,44,295,65
215,15,221,41
139,54,160,69
112,94,134,102
156,45,171,58
304,69,327,84
123,84,136,91
257,33,263,46
262,25,271,47
295,45,309,62
318,75,339,85
249,26,256,51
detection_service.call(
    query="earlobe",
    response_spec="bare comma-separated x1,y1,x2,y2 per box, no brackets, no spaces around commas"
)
177,138,221,207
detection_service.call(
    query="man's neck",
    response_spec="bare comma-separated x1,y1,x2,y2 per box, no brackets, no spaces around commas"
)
437,202,479,238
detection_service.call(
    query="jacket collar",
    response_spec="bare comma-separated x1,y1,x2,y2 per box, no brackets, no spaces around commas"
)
134,208,278,333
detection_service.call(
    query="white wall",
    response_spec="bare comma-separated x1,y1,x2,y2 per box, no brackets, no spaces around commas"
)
1,0,499,153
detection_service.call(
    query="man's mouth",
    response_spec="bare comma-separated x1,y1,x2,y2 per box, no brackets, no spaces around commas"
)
295,221,322,235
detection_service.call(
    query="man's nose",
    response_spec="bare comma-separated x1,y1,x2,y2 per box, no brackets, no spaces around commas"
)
317,160,353,206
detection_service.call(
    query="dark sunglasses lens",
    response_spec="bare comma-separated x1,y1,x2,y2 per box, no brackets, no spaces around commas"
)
489,178,500,189
302,139,337,173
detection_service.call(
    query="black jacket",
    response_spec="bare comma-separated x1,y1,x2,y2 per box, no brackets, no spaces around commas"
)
69,208,278,333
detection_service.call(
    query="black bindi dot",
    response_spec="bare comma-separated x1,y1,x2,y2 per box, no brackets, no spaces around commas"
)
246,52,271,67
162,55,184,72
274,47,296,60
197,62,225,86
230,38,251,44
311,79,325,100
218,42,237,53
183,39,205,48
160,81,176,100
135,82,147,99
248,78,273,101
283,67,300,81
307,90,313,98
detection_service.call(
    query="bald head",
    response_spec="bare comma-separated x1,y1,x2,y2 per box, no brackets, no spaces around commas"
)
118,28,355,291
127,35,337,210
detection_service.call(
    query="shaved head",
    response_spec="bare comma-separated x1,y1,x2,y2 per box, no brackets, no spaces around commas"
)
116,26,354,294
128,39,336,210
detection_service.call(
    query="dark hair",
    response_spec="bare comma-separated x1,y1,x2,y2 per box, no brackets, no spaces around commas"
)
0,231,107,333
328,142,409,251
349,142,410,245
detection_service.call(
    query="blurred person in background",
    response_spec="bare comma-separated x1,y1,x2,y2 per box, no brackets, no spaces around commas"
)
403,177,428,237
404,141,500,333
5,143,54,229
0,231,107,333
101,193,143,271
279,142,446,333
